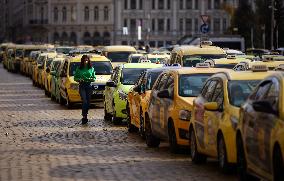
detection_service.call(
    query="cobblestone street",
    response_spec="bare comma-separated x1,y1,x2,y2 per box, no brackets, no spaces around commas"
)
0,64,237,181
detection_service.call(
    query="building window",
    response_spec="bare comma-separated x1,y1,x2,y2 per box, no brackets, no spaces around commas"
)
194,0,199,9
167,0,171,9
194,18,199,32
158,19,164,32
186,0,192,9
104,6,109,21
139,0,143,9
185,18,192,32
124,0,128,9
152,19,155,31
130,19,136,31
223,18,227,32
62,7,67,22
124,19,128,27
131,0,136,9
167,19,170,31
149,41,156,47
208,0,212,9
180,0,184,9
158,0,164,9
152,0,156,9
179,18,183,32
214,18,220,33
158,41,164,47
40,7,44,22
71,6,76,22
94,6,99,21
54,7,58,22
214,0,220,9
84,6,89,21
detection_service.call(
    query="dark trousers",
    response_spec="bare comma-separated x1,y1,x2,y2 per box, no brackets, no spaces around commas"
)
79,82,92,118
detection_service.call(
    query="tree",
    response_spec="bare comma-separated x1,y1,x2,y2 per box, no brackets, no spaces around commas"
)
232,0,255,48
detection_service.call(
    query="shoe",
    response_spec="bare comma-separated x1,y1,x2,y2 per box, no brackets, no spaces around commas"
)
81,118,88,125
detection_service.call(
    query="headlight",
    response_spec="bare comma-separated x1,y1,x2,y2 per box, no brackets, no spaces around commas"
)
179,110,191,121
70,83,79,90
118,90,128,100
230,116,238,130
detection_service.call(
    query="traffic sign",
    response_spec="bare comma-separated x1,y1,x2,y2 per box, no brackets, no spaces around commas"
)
200,24,210,34
200,15,209,24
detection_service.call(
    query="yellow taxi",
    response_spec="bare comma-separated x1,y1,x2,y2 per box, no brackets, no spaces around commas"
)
208,55,251,69
44,55,65,96
127,66,181,136
101,45,137,67
144,64,228,153
5,45,16,72
38,52,57,88
59,54,113,108
236,72,284,181
168,42,226,67
189,65,276,172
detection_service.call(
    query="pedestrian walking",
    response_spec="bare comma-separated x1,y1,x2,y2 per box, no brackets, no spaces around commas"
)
74,55,96,124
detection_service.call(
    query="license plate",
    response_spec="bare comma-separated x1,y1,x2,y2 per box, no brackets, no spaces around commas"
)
93,90,103,95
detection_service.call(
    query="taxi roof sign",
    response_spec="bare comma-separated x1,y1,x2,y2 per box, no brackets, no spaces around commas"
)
140,59,151,63
251,65,268,72
227,55,236,59
196,63,211,68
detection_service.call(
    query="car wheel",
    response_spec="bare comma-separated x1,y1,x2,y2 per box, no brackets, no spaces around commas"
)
59,94,66,105
104,102,112,121
139,108,145,139
218,135,232,173
66,96,73,109
127,103,137,133
236,135,254,181
273,146,284,181
145,116,160,148
190,128,207,164
168,121,179,153
112,113,122,125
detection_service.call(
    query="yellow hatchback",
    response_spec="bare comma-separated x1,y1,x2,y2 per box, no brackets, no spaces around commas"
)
189,66,276,172
144,64,227,152
236,71,284,181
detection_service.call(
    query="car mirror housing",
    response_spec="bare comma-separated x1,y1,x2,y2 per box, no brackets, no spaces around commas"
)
204,102,219,111
252,101,278,115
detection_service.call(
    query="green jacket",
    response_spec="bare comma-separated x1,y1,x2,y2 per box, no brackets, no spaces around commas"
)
74,66,96,83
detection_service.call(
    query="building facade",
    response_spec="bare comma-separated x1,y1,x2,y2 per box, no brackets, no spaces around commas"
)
1,0,239,47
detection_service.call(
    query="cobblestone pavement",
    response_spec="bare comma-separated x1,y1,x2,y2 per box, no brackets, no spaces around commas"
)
0,64,237,181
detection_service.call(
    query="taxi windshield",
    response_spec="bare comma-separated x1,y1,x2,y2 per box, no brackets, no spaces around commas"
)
179,74,212,97
46,58,53,68
69,61,113,76
228,80,260,107
183,55,226,67
121,68,147,85
107,52,132,62
37,56,46,65
131,56,142,63
145,71,163,90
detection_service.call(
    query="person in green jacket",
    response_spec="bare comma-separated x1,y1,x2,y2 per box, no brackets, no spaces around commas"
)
74,55,96,124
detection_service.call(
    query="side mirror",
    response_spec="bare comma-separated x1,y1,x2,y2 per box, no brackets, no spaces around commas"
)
157,89,170,99
204,102,220,111
106,81,117,87
46,67,50,73
252,101,278,115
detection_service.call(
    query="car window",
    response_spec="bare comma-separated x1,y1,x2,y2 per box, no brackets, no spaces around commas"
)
203,80,217,102
157,74,169,91
211,80,224,109
259,79,279,112
164,75,174,98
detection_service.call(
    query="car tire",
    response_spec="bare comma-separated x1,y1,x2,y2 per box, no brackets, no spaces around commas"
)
236,135,254,181
273,145,284,181
139,108,145,139
218,135,232,173
190,128,207,164
112,114,122,125
66,96,73,109
104,102,112,121
145,116,160,148
59,94,66,105
168,121,179,154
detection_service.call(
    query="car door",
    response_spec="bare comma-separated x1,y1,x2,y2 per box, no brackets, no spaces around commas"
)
105,66,119,114
194,79,218,150
60,60,68,99
245,78,280,174
149,73,169,136
133,73,146,126
159,74,175,138
203,78,224,154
